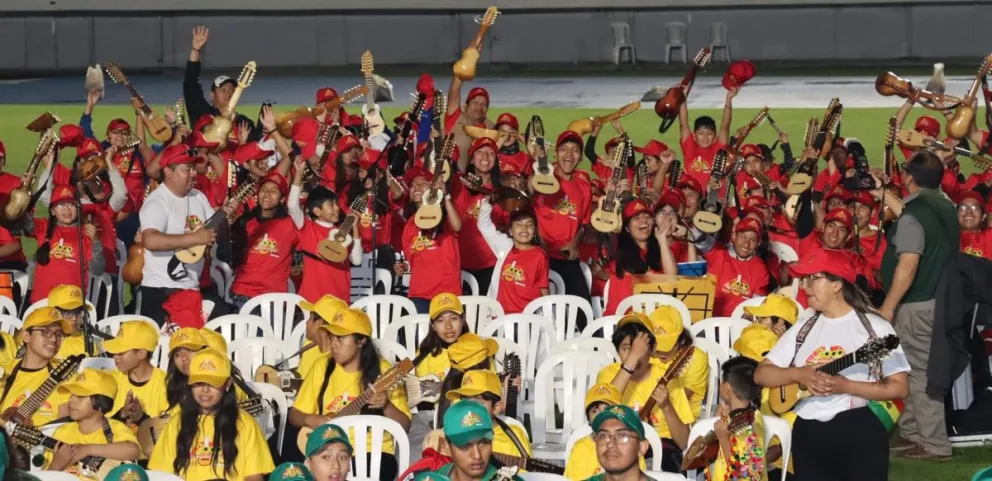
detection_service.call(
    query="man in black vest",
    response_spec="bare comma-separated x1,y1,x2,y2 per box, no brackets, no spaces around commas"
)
880,150,958,460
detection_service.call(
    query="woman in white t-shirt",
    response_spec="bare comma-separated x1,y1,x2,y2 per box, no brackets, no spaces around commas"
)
755,249,910,481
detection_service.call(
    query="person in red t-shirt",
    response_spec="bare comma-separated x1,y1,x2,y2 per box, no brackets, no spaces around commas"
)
31,185,105,303
453,138,502,295
693,217,770,317
477,200,549,314
445,76,494,172
653,190,694,264
849,190,888,282
678,87,737,186
0,140,23,201
957,191,992,260
603,200,679,316
586,119,634,185
632,139,672,206
493,113,531,177
0,140,26,271
313,87,349,126
402,167,463,314
677,177,705,219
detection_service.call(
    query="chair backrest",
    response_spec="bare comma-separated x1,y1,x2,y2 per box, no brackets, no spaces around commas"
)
479,314,555,386
0,297,16,318
523,295,593,342
580,315,623,339
763,415,792,481
458,295,505,333
79,357,116,371
349,254,393,302
532,350,613,445
461,271,480,296
645,472,688,481
87,273,115,320
372,339,410,363
609,22,631,45
0,314,22,335
685,416,718,476
204,314,277,344
239,293,307,342
690,338,730,418
666,22,687,44
579,262,592,291
202,300,216,322
351,295,417,340
381,314,431,359
689,317,752,352
769,241,798,263
248,381,290,455
328,415,410,480
94,315,158,337
550,338,618,362
615,294,692,328
227,337,293,377
730,297,767,320
566,422,664,472
210,261,232,302
548,270,566,295
145,471,186,481
0,269,29,315
710,22,728,44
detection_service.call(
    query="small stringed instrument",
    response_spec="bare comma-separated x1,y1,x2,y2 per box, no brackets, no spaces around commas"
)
946,54,992,139
880,117,901,224
296,359,414,454
491,466,519,481
721,107,769,201
253,343,318,396
425,90,453,182
459,174,530,214
105,62,173,142
785,99,843,195
122,239,145,285
414,133,455,230
0,355,83,423
898,129,992,172
2,126,59,225
201,61,257,151
5,421,125,480
113,137,142,176
655,48,712,133
463,125,502,140
173,178,259,264
691,149,730,234
639,346,694,421
567,101,641,136
768,335,900,415
303,122,342,191
360,51,386,137
317,194,369,263
403,374,444,406
502,353,521,419
173,98,186,129
680,407,757,470
453,7,500,81
527,115,560,195
136,396,266,458
493,452,564,475
590,135,633,234
875,71,962,111
276,85,366,137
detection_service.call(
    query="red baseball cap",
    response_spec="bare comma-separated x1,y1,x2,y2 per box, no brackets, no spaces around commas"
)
678,177,705,196
292,117,320,159
656,190,685,211
501,159,523,176
824,208,854,231
403,166,432,186
346,114,364,128
959,190,985,206
58,124,85,148
107,118,131,134
849,190,877,208
469,137,498,159
623,199,651,222
233,142,274,164
735,217,764,237
742,196,771,220
789,248,857,283
316,87,338,105
495,113,519,131
159,144,204,168
467,87,490,105
915,116,941,138
187,131,220,149
739,143,764,160
163,289,204,328
50,184,76,205
259,171,289,197
0,140,5,158
635,140,669,158
335,135,362,154
723,60,757,90
77,138,103,159
605,137,622,152
359,149,384,171
556,130,584,150
824,185,850,205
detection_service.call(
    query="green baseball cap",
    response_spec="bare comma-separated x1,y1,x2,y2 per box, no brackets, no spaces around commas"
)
442,399,494,448
104,464,149,481
590,404,645,439
271,462,315,481
305,424,354,457
415,472,452,481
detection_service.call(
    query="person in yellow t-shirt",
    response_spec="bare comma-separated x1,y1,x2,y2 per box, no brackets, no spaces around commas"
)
708,357,767,481
444,369,530,458
199,328,254,403
0,330,20,366
741,293,798,338
734,323,792,478
648,306,709,419
0,307,72,426
147,348,275,481
596,312,693,473
104,321,170,425
164,327,207,415
46,368,141,473
435,332,501,433
564,383,649,481
47,284,96,358
289,308,411,481
297,295,348,378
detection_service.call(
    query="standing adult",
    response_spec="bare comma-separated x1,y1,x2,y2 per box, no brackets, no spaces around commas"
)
183,25,257,138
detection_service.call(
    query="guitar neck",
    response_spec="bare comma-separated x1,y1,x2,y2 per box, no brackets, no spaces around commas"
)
678,65,700,90
124,83,152,116
338,213,360,235
365,75,376,109
333,389,373,418
224,87,245,119
815,352,857,376
15,377,57,420
469,23,493,51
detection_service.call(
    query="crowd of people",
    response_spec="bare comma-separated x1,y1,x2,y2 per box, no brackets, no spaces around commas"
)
0,23,990,481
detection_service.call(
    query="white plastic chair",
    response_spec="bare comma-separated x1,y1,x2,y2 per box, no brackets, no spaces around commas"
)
373,339,411,363
665,22,688,64
202,299,216,322
519,473,568,481
249,382,289,454
0,269,29,315
685,416,718,478
382,314,431,359
0,297,16,317
645,472,687,481
566,422,664,472
523,295,593,342
731,296,767,320
550,338,618,362
204,314,277,344
145,471,185,481
709,22,731,62
532,350,614,459
94,315,158,337
151,335,171,369
210,261,231,303
239,293,308,342
579,262,592,291
350,253,394,302
458,295,505,333
580,315,623,340
227,337,294,377
615,294,692,329
689,317,752,353
548,270,566,295
351,295,417,340
770,241,800,300
23,298,98,320
461,271,480,296
32,472,81,481
764,415,792,481
0,314,22,335
691,338,730,418
78,357,116,371
609,22,636,65
479,314,556,428
326,416,410,481
87,273,115,320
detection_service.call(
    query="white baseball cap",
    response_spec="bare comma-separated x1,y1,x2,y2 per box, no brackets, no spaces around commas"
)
212,75,235,90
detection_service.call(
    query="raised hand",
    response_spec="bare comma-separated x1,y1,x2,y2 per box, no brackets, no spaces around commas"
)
192,26,210,50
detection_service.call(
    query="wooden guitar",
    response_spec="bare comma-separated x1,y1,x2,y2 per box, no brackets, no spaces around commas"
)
173,177,259,264
453,7,501,81
276,84,366,137
201,61,257,151
880,117,901,224
136,396,266,458
253,343,319,396
403,374,444,406
122,238,145,285
0,355,83,424
785,99,842,195
317,194,369,263
493,452,564,475
527,115,560,195
946,54,992,139
567,101,641,136
591,135,632,234
2,127,59,225
295,359,414,454
768,335,900,415
5,421,124,480
360,51,386,137
655,48,712,133
639,346,694,421
414,133,456,230
112,137,142,176
460,174,530,213
105,62,172,142
680,407,756,470
690,149,729,234
720,107,769,200
875,71,962,111
425,90,453,183
898,128,992,172
303,122,342,192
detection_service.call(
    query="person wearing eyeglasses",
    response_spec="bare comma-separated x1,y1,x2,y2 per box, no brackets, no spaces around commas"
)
583,404,652,481
956,191,992,259
0,307,73,426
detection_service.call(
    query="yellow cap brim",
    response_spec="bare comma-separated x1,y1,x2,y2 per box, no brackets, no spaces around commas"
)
104,336,156,355
585,394,620,408
59,381,111,398
445,385,490,401
188,374,228,388
30,319,72,334
431,307,464,319
299,300,316,311
655,333,678,353
170,341,205,354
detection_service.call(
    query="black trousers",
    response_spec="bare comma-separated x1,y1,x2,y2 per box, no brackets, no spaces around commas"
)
548,258,591,329
467,266,495,296
793,407,889,481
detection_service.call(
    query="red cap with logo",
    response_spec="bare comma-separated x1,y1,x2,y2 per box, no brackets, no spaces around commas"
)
656,190,686,211
741,196,771,220
604,137,622,152
469,137,498,159
849,190,877,208
292,117,320,159
677,177,704,196
77,138,103,159
259,171,289,197
556,130,584,150
58,124,85,148
335,135,362,154
824,185,850,205
789,248,857,283
467,87,490,105
501,158,523,176
163,289,205,328
735,217,764,237
915,116,941,138
50,184,76,205
107,119,131,134
187,131,220,149
359,149,385,171
403,166,432,187
635,140,670,158
495,113,519,131
159,144,204,168
316,87,339,105
959,190,985,206
739,143,764,160
623,199,651,222
824,208,854,231
723,60,757,90
233,142,274,164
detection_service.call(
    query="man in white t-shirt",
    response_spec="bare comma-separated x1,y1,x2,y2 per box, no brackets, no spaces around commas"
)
138,144,233,325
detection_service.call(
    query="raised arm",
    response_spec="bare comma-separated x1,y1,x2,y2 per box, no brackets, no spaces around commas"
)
106,153,129,213
477,199,513,256
183,26,212,125
717,87,739,145
287,158,307,229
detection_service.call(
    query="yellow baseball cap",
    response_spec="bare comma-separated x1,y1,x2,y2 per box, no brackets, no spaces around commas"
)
299,295,348,322
103,321,160,354
617,312,653,331
59,368,118,399
429,293,464,319
321,308,373,337
448,333,499,371
446,369,502,401
733,324,779,362
584,382,622,408
23,307,71,333
648,305,683,352
200,328,228,354
188,348,231,388
742,294,798,325
47,284,91,311
170,327,207,353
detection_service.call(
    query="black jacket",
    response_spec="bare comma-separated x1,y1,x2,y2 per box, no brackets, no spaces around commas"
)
182,60,259,141
929,253,992,396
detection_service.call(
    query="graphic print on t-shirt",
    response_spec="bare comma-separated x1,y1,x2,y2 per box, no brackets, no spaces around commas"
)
555,196,576,217
413,234,435,251
502,261,525,284
50,239,75,261
722,277,751,297
804,345,846,365
360,210,376,228
251,234,279,256
326,392,355,415
9,393,56,418
690,156,709,174
192,436,222,467
185,215,203,233
964,245,983,258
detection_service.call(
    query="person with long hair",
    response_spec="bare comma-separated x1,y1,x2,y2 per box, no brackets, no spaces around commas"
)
289,308,411,481
755,249,910,481
402,167,463,314
164,327,208,415
603,199,679,316
477,199,549,314
148,348,274,480
296,295,348,378
452,137,503,295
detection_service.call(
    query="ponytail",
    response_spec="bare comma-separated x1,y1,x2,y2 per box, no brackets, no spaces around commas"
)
33,214,58,266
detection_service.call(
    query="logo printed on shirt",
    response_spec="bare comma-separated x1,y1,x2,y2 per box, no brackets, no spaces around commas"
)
413,234,435,252
467,201,481,220
501,261,525,283
964,245,984,258
50,238,75,261
690,156,709,173
554,196,576,216
360,209,376,228
251,233,279,256
192,436,222,467
722,277,751,297
326,392,354,415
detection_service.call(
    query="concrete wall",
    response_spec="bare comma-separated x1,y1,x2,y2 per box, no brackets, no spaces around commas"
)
1,2,990,71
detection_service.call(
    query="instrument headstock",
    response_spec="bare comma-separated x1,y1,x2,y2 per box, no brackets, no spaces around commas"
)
338,84,368,104
477,6,501,26
854,334,900,363
711,150,729,180
745,107,769,132
52,355,84,383
617,101,641,118
350,191,369,213
802,118,819,150
34,129,60,156
26,112,61,133
693,48,712,68
104,62,128,85
361,50,375,76
237,61,258,89
439,133,456,162
530,115,545,139
978,54,992,77
175,98,187,127
433,90,447,119
886,116,898,145
668,160,682,188
5,422,44,449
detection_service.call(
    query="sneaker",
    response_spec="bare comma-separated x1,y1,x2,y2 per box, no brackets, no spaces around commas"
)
898,445,952,461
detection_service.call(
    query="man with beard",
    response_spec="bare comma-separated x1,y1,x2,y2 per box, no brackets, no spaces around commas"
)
583,404,653,481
